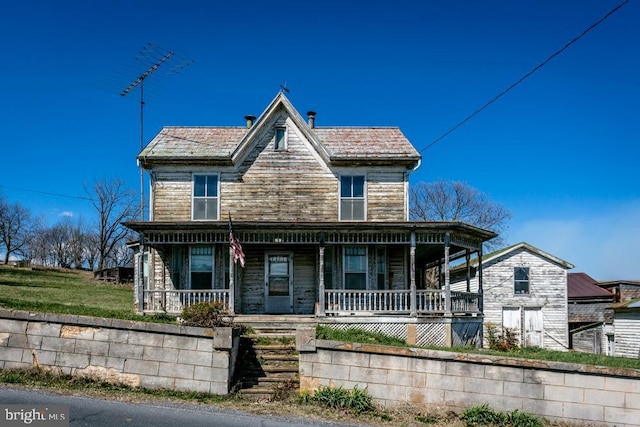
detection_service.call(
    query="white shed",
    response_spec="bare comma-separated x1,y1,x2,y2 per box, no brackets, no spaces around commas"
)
452,242,573,351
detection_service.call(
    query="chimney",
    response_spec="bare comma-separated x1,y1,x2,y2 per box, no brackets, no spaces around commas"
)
244,115,256,128
307,111,316,129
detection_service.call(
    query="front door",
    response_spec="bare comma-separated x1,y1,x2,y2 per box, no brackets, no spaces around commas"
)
265,253,293,313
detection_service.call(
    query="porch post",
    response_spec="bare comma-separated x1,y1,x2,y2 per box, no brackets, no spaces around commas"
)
444,232,451,314
318,245,326,316
410,231,417,317
136,246,144,314
228,246,235,315
477,247,483,313
465,249,471,293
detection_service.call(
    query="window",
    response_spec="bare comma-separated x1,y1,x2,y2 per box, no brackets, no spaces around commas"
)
323,247,334,289
344,246,367,290
340,175,365,220
275,127,286,150
192,175,219,220
190,246,214,289
171,246,183,289
514,267,530,294
376,247,386,290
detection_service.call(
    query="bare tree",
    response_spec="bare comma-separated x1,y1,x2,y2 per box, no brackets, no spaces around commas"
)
83,231,100,271
0,196,33,264
86,178,139,270
410,180,510,250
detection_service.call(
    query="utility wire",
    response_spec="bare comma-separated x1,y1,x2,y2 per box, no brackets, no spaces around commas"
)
419,0,629,154
0,185,94,202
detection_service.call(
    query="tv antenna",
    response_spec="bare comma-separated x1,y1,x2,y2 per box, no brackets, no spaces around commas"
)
120,42,193,220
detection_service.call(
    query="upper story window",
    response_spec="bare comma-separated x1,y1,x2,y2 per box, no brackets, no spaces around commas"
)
192,174,219,220
514,267,530,294
275,127,287,150
340,175,365,221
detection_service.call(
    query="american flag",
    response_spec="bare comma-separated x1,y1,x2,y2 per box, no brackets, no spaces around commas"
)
228,214,245,267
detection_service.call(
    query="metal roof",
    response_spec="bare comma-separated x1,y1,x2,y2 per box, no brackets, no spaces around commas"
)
568,272,615,299
138,93,421,168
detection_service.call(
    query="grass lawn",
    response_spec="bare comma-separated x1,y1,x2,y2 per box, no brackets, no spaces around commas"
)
0,265,136,320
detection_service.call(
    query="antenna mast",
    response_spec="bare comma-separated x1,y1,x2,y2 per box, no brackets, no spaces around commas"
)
120,43,192,221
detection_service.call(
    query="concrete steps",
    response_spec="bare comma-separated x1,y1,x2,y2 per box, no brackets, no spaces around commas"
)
232,317,316,401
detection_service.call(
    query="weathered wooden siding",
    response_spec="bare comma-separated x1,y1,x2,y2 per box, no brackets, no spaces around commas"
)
388,247,407,290
366,171,407,221
149,114,409,222
452,248,569,350
613,311,640,358
293,247,317,314
572,325,603,354
151,172,192,221
485,249,568,351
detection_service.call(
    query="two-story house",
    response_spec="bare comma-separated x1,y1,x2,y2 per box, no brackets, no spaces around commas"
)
125,93,496,346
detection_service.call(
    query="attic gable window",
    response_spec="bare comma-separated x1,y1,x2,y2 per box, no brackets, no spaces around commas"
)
340,175,365,221
275,127,287,150
514,267,530,294
192,174,219,220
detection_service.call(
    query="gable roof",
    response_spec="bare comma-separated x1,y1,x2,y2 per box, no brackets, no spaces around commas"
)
479,242,574,270
139,92,421,169
568,272,615,299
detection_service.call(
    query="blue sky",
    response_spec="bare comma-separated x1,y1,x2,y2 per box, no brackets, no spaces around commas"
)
0,0,638,280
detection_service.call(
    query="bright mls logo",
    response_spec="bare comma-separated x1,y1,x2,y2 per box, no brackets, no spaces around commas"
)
1,405,68,426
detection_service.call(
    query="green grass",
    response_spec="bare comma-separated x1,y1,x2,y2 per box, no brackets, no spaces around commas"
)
0,265,139,320
0,368,229,403
317,325,640,370
316,325,409,347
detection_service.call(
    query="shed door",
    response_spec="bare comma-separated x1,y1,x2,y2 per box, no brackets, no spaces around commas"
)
524,308,543,348
502,307,521,346
265,254,293,314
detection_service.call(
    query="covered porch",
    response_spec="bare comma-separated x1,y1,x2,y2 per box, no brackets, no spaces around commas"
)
126,221,496,321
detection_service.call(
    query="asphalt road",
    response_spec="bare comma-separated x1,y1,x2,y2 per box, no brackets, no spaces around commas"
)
0,387,356,427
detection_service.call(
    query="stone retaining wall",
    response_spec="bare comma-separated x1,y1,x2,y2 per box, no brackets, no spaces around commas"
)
0,309,239,395
296,328,640,427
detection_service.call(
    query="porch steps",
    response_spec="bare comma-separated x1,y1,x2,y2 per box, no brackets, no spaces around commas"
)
232,317,315,401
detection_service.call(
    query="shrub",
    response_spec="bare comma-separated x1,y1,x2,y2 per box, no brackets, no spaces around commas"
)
180,301,231,328
462,403,542,427
485,322,519,351
301,385,374,415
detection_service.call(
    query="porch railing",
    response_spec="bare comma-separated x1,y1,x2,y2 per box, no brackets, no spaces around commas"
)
143,289,230,313
324,289,480,315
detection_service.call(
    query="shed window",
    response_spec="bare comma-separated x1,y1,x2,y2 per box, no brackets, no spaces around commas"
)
275,127,286,150
340,175,365,220
192,175,219,220
514,267,530,294
344,246,367,290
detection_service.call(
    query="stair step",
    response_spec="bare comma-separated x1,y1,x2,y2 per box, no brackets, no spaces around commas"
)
261,354,298,361
254,343,296,350
261,364,299,373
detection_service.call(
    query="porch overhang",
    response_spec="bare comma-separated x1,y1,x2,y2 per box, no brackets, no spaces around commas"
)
124,220,496,263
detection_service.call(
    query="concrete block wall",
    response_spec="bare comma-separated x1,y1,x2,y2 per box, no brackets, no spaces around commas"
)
0,309,239,395
296,328,640,427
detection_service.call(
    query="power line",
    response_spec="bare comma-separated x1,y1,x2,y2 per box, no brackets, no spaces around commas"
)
419,0,629,154
0,185,94,202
